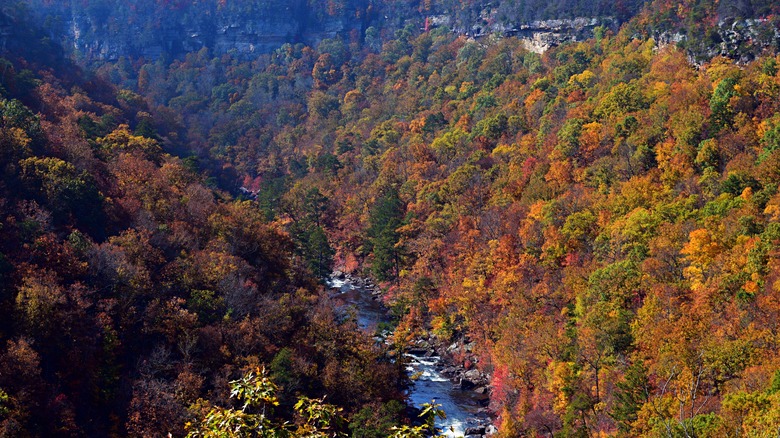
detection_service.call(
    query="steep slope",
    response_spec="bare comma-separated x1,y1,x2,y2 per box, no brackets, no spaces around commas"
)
11,0,779,64
627,0,780,62
0,10,405,437
87,7,780,435
13,0,648,61
4,0,780,436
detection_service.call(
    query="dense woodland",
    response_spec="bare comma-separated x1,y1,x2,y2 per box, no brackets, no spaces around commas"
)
3,0,780,436
0,10,407,437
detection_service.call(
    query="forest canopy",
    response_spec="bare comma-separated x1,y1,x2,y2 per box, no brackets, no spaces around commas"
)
2,0,780,436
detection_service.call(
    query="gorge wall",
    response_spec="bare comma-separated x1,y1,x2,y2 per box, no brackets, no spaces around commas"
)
9,0,646,61
5,0,777,63
16,0,372,60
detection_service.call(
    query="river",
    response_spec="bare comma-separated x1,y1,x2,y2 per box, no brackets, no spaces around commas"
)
328,275,490,437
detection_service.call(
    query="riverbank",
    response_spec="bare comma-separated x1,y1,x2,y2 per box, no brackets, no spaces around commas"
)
407,336,494,437
328,272,496,437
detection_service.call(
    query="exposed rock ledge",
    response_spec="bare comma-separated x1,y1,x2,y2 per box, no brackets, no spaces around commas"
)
431,14,617,54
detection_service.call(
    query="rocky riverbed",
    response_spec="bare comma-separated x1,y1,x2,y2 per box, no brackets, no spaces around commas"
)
328,271,495,437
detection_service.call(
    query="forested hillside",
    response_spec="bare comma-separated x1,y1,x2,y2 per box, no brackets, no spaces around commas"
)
94,5,780,437
3,0,780,436
0,11,406,436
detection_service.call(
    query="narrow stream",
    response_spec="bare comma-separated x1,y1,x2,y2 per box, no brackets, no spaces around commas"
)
328,275,489,437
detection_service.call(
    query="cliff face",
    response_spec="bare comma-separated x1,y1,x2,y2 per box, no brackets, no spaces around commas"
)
12,0,778,62
0,12,11,53
17,0,646,61
23,0,371,61
653,17,780,64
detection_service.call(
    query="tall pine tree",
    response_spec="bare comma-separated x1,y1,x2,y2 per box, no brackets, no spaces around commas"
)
367,188,404,282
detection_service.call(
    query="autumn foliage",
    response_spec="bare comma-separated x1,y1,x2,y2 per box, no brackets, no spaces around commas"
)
0,18,405,437
4,0,780,436
112,22,780,438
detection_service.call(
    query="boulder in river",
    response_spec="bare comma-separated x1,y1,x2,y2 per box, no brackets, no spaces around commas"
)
441,366,459,376
464,368,483,381
465,426,486,435
460,369,486,390
460,378,476,390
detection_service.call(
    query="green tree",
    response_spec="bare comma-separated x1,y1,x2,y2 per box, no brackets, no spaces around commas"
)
186,370,363,437
187,369,287,438
710,76,738,132
19,156,104,232
389,402,447,438
366,188,404,282
610,360,650,434
348,401,406,438
286,186,335,281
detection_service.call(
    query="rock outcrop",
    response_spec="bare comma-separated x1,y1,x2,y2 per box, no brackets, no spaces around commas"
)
652,17,780,64
510,17,617,53
15,0,644,60
12,0,777,62
22,0,372,60
0,12,12,53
